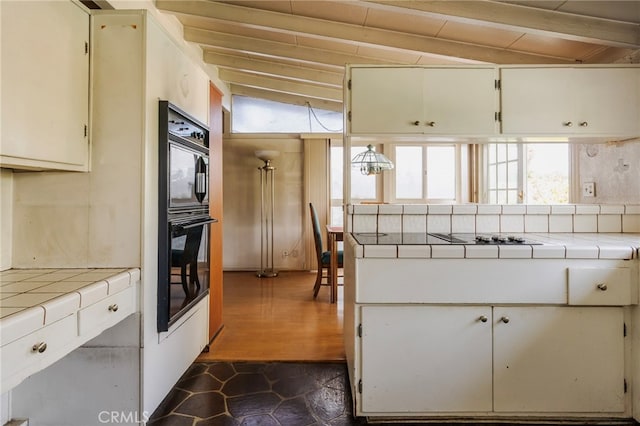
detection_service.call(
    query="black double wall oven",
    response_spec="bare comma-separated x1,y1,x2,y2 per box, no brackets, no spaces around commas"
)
158,101,216,332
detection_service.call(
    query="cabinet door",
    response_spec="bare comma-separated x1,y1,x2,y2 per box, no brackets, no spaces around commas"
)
349,67,424,134
1,1,89,170
501,68,575,134
493,306,625,413
360,305,492,413
575,68,640,135
423,68,497,134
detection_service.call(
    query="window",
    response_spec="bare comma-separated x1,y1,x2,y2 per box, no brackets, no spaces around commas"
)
391,144,460,203
486,143,521,204
484,143,569,204
330,145,381,225
231,95,342,133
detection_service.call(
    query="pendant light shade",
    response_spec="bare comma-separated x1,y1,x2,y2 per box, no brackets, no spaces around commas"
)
351,144,394,176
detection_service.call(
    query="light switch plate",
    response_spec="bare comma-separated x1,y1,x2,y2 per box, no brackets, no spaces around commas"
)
582,182,595,197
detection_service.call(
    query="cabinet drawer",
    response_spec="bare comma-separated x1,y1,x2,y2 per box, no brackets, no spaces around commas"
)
0,313,77,393
78,286,134,336
568,267,632,305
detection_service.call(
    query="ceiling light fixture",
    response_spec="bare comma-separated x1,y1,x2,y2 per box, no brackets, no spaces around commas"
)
351,144,394,176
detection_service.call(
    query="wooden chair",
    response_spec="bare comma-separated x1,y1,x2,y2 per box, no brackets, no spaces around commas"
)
309,203,343,299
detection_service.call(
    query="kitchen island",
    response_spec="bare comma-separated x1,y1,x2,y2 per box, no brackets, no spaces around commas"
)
343,203,640,422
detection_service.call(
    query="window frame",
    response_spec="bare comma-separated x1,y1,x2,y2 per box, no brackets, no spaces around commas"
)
385,143,465,204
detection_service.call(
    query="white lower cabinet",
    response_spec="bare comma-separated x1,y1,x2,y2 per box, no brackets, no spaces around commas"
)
358,305,626,416
493,306,625,413
361,305,493,413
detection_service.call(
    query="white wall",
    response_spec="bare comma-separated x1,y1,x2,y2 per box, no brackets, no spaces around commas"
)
139,13,211,413
576,141,640,204
223,135,305,270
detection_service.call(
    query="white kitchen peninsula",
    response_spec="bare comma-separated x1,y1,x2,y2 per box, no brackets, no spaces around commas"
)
343,203,640,422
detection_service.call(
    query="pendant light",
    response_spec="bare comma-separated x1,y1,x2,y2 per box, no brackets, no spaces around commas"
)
351,144,394,176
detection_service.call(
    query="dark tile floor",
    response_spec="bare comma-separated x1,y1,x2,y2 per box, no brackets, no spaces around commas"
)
148,361,365,425
148,362,638,426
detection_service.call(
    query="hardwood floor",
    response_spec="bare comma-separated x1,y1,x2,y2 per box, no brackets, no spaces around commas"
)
197,271,345,362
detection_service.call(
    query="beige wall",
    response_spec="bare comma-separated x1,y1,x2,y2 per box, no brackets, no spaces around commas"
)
223,135,305,270
0,169,12,270
576,141,640,204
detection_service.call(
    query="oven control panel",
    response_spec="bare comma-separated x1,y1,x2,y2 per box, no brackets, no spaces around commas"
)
167,109,209,147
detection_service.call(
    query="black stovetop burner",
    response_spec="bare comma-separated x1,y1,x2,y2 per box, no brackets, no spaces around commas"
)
429,233,541,245
351,232,542,245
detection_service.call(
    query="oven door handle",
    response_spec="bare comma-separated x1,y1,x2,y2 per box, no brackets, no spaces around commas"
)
177,217,218,231
194,156,208,203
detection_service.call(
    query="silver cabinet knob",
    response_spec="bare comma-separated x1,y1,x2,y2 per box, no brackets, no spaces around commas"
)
32,342,47,353
501,316,510,324
597,283,608,291
108,304,119,312
478,315,488,323
579,121,589,127
563,121,573,127
412,120,420,126
426,121,436,127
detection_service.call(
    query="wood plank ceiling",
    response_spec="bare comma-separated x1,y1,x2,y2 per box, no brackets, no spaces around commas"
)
155,0,640,112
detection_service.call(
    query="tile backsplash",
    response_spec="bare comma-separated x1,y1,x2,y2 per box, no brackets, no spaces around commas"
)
348,204,640,234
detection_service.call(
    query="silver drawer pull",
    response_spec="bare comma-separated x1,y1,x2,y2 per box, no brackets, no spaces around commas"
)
426,121,436,127
32,342,47,353
563,121,573,127
108,304,119,312
478,315,488,323
579,121,589,127
501,316,510,324
597,283,608,291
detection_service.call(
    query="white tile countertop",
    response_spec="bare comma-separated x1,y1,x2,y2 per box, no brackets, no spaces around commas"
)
0,268,140,346
347,233,640,260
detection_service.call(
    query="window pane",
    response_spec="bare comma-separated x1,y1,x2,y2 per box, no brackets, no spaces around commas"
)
497,163,506,188
331,206,343,227
395,146,423,199
489,164,496,188
507,161,518,189
330,147,343,199
232,95,343,133
497,190,507,204
508,190,518,203
497,144,506,162
526,143,569,204
351,147,377,199
426,146,455,199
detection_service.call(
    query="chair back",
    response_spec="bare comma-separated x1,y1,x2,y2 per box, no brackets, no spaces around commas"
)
309,203,324,263
172,226,204,266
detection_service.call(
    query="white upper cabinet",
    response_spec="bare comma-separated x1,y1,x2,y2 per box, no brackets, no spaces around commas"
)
349,67,498,135
0,1,90,171
501,67,640,136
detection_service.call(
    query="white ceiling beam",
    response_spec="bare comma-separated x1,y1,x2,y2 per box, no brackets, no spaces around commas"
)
203,51,344,87
185,27,409,67
157,0,574,64
363,0,640,49
230,85,343,112
219,69,343,102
